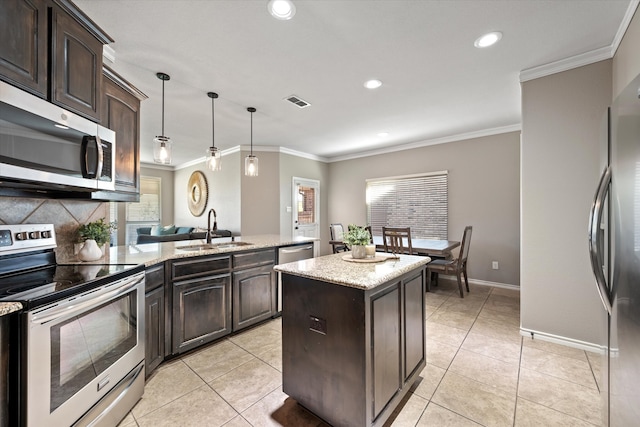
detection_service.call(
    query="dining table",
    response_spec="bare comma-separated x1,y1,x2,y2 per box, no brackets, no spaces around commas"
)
372,235,460,258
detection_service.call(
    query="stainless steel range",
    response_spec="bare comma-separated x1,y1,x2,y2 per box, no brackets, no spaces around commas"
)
0,224,145,427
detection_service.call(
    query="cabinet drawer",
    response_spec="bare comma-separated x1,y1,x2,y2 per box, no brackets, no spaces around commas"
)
145,263,165,292
171,255,230,281
233,249,275,270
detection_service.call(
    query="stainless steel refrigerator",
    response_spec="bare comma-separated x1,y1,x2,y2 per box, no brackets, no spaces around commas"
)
589,72,640,426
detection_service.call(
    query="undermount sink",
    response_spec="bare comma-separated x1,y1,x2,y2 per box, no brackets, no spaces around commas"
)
177,241,253,251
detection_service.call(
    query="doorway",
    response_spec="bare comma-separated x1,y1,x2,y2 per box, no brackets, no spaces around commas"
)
292,177,319,239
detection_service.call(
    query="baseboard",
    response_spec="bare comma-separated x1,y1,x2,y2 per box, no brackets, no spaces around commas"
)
438,275,519,290
519,327,606,354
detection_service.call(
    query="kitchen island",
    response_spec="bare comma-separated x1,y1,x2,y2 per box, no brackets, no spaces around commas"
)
274,252,429,427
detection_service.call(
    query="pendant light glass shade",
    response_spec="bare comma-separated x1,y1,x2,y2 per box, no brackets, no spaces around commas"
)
245,107,259,177
206,146,221,171
154,72,173,164
153,136,172,165
245,155,259,177
205,92,221,171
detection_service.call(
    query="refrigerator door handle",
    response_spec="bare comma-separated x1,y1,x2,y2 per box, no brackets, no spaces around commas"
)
588,165,612,315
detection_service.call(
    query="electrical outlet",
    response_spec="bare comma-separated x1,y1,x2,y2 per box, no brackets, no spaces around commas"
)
492,261,499,270
309,315,327,335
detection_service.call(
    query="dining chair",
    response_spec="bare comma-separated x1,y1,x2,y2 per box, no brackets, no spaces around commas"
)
329,223,348,253
381,226,413,255
427,226,473,297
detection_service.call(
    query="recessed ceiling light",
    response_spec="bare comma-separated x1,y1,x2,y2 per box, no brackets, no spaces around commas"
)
364,79,382,89
267,0,296,20
377,132,389,137
474,31,502,48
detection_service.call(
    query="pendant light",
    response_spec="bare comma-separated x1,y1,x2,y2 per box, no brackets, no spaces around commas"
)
153,72,172,164
205,92,221,171
245,107,259,177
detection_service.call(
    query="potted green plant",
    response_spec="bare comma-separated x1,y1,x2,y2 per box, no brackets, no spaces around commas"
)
77,218,117,261
343,224,372,259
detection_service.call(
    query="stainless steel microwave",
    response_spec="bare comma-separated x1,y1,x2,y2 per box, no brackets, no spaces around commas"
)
0,81,115,192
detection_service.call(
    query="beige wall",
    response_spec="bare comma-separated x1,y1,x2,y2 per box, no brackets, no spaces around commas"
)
279,153,331,251
328,132,521,285
613,7,640,99
521,60,612,346
173,152,241,233
240,150,280,236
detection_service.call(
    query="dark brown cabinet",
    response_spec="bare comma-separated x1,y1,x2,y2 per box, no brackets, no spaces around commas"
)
232,249,276,331
93,67,146,201
0,0,113,122
170,255,232,355
145,263,166,378
50,2,104,121
0,0,49,97
233,265,275,331
282,267,426,427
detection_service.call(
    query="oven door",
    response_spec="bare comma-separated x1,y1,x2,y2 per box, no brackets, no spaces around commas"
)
23,271,144,427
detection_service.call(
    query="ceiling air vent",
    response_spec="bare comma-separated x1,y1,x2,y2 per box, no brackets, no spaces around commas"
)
284,95,311,109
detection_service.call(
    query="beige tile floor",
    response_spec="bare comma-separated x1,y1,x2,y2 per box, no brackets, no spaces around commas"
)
118,279,604,427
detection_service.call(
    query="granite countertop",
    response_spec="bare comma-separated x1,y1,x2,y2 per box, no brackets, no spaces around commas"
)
274,252,430,290
0,301,23,316
80,234,317,267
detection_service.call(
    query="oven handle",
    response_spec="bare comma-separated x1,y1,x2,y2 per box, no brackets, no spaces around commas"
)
31,272,144,325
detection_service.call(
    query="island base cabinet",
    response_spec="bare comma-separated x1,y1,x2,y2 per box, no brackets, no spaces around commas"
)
282,268,426,427
172,274,231,355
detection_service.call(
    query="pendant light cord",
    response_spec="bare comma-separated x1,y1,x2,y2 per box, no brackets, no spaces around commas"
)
250,110,253,156
211,96,216,148
161,78,165,137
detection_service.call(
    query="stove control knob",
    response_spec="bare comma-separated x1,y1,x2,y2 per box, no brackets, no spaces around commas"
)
41,230,51,239
15,232,27,241
28,231,39,239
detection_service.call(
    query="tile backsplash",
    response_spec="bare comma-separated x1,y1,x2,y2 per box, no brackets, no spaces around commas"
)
0,197,108,263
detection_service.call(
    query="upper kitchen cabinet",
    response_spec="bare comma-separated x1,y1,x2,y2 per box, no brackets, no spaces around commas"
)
0,0,113,122
50,0,112,121
92,66,147,201
0,0,49,97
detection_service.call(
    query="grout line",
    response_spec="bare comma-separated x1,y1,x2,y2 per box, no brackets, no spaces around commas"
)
512,333,524,426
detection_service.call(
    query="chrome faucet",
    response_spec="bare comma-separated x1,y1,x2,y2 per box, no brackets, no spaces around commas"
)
206,208,218,243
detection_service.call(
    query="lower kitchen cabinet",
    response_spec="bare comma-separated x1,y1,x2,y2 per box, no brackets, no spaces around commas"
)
233,264,275,331
145,285,164,377
172,273,231,354
144,263,166,378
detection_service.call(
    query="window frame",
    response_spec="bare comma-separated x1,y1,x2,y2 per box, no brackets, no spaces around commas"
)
366,171,448,240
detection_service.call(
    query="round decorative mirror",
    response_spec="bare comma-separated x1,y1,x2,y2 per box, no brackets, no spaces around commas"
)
187,170,208,216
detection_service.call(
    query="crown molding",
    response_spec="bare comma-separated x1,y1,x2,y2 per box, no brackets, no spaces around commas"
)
520,0,639,82
328,124,521,163
278,146,330,163
139,162,174,171
612,0,640,56
519,46,612,82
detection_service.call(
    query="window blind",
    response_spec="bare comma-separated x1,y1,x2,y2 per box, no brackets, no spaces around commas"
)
366,172,448,240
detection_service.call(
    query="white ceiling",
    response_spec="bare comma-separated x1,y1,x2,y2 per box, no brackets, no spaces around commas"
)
74,0,634,167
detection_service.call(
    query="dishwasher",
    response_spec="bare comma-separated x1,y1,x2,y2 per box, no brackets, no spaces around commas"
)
277,243,315,313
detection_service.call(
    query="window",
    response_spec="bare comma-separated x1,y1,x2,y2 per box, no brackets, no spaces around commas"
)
297,186,315,224
125,177,161,245
366,171,448,239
